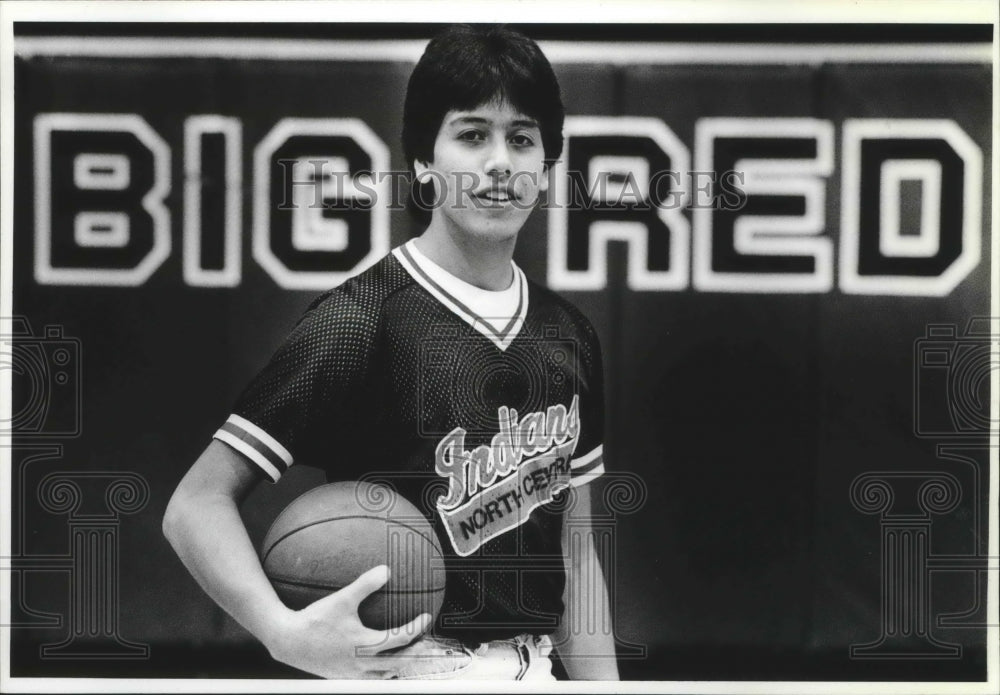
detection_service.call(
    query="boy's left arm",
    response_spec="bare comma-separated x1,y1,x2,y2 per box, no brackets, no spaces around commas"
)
555,482,621,680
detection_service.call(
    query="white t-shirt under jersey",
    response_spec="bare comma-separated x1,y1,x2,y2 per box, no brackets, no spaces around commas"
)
403,239,524,335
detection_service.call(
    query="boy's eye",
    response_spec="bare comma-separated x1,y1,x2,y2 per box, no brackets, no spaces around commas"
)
458,130,486,142
510,133,536,147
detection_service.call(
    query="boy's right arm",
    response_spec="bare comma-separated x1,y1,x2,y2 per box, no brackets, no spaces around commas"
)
162,440,431,679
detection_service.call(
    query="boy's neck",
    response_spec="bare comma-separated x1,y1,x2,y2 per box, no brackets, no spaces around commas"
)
413,225,517,291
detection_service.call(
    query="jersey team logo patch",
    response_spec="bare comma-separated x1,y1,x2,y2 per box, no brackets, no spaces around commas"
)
434,396,580,556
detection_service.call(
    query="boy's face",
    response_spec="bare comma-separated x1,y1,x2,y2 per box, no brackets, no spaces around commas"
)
415,100,549,243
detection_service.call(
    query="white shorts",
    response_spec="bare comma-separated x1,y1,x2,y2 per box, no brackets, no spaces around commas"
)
386,633,556,681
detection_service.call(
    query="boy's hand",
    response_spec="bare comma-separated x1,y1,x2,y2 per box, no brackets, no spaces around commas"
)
263,565,433,679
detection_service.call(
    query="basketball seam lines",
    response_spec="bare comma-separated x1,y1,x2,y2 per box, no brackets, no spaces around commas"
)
269,577,446,594
261,515,442,567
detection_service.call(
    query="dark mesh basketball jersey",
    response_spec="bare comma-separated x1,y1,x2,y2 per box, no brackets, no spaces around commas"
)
214,242,605,643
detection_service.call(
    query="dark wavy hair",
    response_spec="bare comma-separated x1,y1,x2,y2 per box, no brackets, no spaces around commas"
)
402,24,565,223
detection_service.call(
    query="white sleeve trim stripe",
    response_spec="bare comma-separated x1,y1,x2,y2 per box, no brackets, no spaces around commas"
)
571,444,603,470
227,413,293,465
570,463,605,488
214,430,282,483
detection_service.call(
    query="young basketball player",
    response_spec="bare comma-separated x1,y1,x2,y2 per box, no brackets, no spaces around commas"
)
163,24,618,680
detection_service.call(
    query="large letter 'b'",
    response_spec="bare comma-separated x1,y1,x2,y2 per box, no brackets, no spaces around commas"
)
34,113,171,286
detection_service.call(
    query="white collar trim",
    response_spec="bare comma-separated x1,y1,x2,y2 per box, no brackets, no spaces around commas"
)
393,241,528,351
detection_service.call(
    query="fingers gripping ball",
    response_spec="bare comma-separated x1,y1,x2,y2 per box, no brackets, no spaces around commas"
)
261,481,445,630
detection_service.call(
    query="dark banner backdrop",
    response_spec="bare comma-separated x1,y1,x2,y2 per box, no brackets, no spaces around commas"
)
8,24,993,681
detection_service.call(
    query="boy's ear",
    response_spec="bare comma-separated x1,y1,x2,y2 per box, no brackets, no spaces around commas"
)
413,160,431,182
539,164,551,193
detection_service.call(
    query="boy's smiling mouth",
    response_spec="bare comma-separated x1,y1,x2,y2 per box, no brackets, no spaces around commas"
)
473,187,516,204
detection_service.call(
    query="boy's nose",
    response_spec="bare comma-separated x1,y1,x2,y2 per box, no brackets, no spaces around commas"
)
484,141,512,179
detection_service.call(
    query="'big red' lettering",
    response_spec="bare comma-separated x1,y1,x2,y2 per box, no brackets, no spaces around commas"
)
32,113,983,295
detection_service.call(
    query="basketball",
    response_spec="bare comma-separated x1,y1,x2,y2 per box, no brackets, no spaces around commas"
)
260,481,445,630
